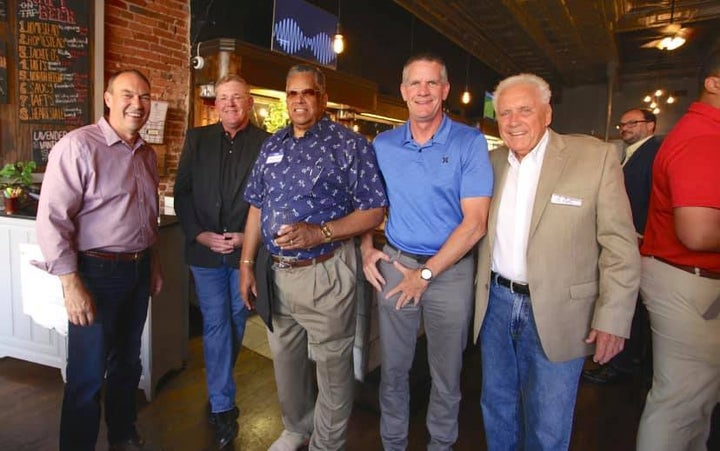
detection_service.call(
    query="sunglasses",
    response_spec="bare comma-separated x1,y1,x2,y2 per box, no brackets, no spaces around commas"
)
286,89,320,100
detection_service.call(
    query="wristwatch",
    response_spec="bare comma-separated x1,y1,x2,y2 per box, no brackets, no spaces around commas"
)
420,266,433,282
320,223,333,243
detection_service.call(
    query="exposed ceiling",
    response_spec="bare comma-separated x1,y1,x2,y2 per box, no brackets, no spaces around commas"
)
393,0,720,88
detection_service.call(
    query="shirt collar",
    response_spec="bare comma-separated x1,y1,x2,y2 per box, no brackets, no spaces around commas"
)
401,114,451,147
280,115,332,141
507,129,549,167
625,135,652,157
98,117,147,151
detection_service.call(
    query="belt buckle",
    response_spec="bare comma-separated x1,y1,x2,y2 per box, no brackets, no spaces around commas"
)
132,252,140,261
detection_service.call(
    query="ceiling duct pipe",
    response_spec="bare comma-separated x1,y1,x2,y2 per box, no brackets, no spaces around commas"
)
604,60,618,142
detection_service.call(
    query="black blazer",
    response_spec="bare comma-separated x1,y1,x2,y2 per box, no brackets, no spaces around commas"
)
623,135,661,234
174,122,269,267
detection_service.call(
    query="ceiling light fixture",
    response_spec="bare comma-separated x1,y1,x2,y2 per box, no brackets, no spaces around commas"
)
333,1,344,54
658,35,685,51
461,54,471,105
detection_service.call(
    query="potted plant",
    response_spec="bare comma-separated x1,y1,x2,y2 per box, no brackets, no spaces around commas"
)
1,160,36,214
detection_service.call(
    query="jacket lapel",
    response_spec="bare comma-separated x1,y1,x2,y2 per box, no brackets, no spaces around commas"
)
528,130,568,240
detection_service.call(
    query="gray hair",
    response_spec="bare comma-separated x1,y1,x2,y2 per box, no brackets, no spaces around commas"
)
401,53,449,84
287,64,326,93
492,73,551,111
215,73,249,90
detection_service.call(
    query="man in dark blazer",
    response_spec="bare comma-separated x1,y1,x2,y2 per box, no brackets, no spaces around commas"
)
174,74,269,449
582,107,660,384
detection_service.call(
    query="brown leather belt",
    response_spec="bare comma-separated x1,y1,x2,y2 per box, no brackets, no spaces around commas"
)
81,249,149,262
272,250,335,268
652,256,720,280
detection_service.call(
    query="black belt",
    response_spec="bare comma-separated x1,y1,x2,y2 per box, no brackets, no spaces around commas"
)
386,243,433,264
81,249,149,262
491,271,530,295
651,256,720,280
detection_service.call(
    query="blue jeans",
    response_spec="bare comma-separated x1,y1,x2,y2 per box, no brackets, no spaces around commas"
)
191,262,248,413
479,281,584,451
60,253,151,451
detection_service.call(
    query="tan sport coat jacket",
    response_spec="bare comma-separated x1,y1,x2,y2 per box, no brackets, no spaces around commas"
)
473,130,641,362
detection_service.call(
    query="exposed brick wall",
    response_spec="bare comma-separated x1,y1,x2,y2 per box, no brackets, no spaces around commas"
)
104,0,190,199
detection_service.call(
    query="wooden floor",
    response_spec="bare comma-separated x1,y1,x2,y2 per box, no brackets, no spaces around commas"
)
1,310,717,451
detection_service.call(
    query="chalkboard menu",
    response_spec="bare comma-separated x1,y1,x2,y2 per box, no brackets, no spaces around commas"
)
16,0,90,126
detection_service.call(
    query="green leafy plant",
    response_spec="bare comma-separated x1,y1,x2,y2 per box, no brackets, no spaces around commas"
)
1,161,36,198
263,99,289,133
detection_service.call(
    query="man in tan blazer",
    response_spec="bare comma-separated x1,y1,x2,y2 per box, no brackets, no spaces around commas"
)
473,73,640,451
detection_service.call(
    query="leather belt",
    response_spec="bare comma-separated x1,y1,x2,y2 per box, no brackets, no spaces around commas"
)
272,250,335,268
81,249,149,262
491,271,530,295
652,256,720,280
386,243,433,264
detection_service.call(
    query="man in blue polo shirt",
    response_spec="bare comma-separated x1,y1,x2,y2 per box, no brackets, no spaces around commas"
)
361,53,493,450
240,64,387,451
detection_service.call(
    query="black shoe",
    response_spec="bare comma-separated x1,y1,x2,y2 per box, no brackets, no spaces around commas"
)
582,365,631,385
209,407,239,449
109,433,159,450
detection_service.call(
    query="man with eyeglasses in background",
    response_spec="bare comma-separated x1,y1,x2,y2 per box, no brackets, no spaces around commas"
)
582,108,660,385
240,64,387,450
174,74,269,449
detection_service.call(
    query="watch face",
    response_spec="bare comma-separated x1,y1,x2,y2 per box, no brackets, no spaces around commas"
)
420,267,433,281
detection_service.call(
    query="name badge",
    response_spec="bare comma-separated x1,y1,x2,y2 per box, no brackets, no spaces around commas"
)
551,193,582,207
266,152,283,164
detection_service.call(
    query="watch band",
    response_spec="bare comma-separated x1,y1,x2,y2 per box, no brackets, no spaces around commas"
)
320,222,333,243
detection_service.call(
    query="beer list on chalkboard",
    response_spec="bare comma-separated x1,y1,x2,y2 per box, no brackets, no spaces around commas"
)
16,0,90,126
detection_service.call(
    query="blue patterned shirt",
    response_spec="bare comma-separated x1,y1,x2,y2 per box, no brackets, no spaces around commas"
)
244,116,387,259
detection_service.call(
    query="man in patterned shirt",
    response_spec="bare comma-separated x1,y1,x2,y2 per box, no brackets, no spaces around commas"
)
240,64,387,451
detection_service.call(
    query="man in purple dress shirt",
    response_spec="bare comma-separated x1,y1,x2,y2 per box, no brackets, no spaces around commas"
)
35,69,163,451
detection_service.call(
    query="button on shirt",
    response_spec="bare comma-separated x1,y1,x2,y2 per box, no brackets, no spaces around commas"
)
492,129,550,283
35,117,159,275
244,116,387,259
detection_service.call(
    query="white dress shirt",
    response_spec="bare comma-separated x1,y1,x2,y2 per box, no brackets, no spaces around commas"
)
491,130,550,283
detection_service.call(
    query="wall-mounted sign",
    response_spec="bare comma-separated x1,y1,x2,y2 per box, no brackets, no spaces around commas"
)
271,0,337,69
139,100,169,145
32,128,68,165
16,0,90,125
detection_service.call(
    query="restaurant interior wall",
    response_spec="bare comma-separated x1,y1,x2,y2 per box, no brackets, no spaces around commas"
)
0,0,190,202
551,76,698,139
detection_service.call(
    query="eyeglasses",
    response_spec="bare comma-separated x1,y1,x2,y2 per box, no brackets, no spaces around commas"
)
286,89,320,100
616,120,651,129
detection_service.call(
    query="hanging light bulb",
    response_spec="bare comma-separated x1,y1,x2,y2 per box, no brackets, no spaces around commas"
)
461,53,471,105
333,25,344,54
666,95,675,104
333,1,344,55
652,107,661,114
649,101,657,108
654,89,663,97
643,95,652,103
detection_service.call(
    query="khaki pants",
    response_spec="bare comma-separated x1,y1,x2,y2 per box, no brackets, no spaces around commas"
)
267,240,357,450
637,257,720,451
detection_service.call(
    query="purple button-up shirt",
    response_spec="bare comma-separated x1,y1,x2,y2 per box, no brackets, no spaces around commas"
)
35,118,159,275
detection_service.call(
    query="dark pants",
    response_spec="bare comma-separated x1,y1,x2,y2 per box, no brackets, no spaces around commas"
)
59,253,151,451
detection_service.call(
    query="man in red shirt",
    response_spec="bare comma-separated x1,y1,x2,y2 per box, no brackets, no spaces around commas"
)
636,50,720,451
